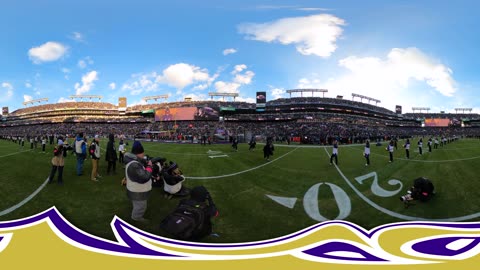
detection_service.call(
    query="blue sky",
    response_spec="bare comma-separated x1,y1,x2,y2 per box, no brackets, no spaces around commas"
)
1,0,479,113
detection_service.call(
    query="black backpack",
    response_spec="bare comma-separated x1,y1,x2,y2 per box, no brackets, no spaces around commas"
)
160,201,206,240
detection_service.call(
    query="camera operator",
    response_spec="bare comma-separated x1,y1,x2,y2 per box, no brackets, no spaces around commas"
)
124,141,153,222
400,177,435,207
162,161,189,198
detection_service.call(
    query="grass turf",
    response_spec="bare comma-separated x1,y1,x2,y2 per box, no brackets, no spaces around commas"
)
0,138,479,243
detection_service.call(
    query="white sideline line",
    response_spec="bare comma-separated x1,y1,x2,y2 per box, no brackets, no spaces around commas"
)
186,148,299,180
0,177,50,217
323,148,480,221
0,149,32,159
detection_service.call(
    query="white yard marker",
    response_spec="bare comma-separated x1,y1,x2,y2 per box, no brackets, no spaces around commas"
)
209,155,229,159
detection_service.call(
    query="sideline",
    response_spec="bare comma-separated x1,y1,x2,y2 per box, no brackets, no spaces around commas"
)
0,177,50,217
323,148,480,221
186,148,299,180
0,149,33,159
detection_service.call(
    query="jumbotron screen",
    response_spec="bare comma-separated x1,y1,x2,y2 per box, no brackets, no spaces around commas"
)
154,106,219,121
424,118,450,127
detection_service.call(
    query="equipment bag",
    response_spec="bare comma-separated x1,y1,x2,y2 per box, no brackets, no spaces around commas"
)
160,202,205,240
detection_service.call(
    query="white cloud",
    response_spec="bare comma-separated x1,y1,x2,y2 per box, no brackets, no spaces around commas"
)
215,65,255,93
214,81,242,93
234,70,255,84
28,41,68,64
78,60,86,69
122,72,160,96
1,82,14,98
61,68,70,73
232,64,247,74
238,14,345,57
25,82,32,88
78,56,93,69
123,63,217,96
109,82,116,90
157,63,211,90
271,88,286,99
223,48,237,55
297,47,457,111
58,97,75,103
74,70,98,95
23,95,33,102
235,96,256,103
70,32,85,43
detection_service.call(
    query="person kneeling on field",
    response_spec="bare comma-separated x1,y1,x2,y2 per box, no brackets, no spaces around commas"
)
399,177,435,208
162,161,189,199
160,186,219,241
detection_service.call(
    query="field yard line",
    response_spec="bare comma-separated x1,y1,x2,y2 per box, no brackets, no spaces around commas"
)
145,148,249,156
0,149,32,159
323,148,480,222
349,146,480,163
0,177,49,217
186,148,299,180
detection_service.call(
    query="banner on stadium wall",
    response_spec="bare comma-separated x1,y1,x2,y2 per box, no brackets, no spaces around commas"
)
256,91,266,111
424,118,450,127
2,107,8,115
154,106,219,121
395,105,402,114
118,97,127,108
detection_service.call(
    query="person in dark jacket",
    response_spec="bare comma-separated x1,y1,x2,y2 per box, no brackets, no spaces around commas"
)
162,161,189,199
263,141,274,161
125,141,153,222
105,133,118,175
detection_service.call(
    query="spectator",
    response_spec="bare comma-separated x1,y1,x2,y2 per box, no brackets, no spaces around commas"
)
106,133,118,175
75,132,87,176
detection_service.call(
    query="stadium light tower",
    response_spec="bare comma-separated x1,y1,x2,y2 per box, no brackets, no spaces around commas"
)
286,89,328,98
455,108,472,114
69,95,103,101
208,92,239,101
412,107,431,113
22,98,49,106
352,93,381,105
142,95,169,102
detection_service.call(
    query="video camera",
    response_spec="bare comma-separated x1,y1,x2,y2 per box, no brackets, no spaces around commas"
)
143,155,167,181
400,177,435,207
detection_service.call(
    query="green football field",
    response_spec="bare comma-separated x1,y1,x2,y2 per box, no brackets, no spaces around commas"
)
1,137,480,243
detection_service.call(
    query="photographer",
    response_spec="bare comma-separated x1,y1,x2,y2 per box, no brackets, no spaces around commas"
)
400,177,435,207
161,185,219,241
162,161,189,198
124,141,153,222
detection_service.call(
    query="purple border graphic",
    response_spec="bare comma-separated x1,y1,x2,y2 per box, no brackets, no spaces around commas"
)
1,207,480,263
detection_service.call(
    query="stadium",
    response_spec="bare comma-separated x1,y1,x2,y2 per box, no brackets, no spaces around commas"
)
1,90,480,243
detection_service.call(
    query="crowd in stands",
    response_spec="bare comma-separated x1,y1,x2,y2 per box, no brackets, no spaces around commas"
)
267,97,395,116
3,98,480,144
10,102,118,116
404,113,480,120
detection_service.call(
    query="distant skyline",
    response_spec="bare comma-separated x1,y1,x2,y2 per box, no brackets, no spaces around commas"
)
1,0,479,113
